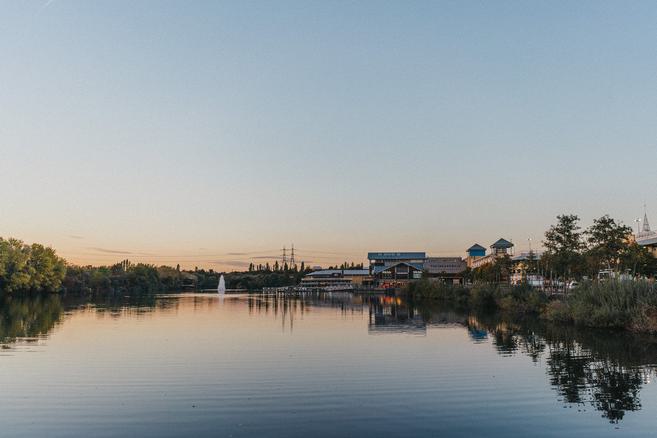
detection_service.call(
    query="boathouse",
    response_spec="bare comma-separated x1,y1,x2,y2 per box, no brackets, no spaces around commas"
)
368,252,426,285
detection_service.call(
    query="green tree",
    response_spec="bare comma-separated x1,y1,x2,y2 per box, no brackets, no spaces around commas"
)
542,214,585,279
585,215,632,274
526,250,538,275
620,243,657,276
0,238,66,293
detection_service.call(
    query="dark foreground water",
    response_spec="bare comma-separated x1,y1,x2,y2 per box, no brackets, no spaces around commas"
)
1,293,657,437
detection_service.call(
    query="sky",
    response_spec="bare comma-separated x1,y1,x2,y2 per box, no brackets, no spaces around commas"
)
1,0,657,270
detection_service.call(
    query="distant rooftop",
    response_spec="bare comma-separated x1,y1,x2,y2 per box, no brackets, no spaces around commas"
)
512,251,543,261
490,238,514,249
306,269,370,277
467,244,486,252
367,252,426,260
372,262,424,275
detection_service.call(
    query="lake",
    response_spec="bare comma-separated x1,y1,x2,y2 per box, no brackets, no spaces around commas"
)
1,292,656,437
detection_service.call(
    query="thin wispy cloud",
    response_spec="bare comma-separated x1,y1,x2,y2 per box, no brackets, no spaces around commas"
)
213,260,251,268
68,235,84,240
87,247,134,255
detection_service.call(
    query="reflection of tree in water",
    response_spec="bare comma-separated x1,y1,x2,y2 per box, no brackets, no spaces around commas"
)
0,294,64,344
542,330,650,423
458,308,656,424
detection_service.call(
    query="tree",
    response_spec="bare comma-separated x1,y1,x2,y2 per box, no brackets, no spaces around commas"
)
542,214,585,279
620,243,657,277
0,238,66,293
528,250,537,274
585,215,632,273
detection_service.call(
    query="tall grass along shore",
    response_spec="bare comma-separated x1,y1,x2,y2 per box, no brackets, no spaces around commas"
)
406,278,657,334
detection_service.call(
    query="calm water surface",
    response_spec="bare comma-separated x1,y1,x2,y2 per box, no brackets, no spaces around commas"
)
1,292,657,437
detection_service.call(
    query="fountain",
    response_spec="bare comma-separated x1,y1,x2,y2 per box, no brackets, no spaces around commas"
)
217,274,226,294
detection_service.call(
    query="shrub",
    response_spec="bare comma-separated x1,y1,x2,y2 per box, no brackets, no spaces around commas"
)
548,280,657,332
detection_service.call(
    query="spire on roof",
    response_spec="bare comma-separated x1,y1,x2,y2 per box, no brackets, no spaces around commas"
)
643,206,651,233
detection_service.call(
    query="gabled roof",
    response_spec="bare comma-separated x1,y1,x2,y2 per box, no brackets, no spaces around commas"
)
511,251,543,262
491,238,514,249
467,244,486,252
367,252,426,260
372,261,424,275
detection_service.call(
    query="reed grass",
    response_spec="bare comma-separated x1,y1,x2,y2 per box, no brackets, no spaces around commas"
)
407,279,657,333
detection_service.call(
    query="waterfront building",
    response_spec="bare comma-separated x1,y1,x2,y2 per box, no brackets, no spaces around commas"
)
510,251,543,285
367,252,426,286
491,238,514,256
636,211,657,257
301,269,372,288
468,238,514,269
466,244,486,268
424,257,467,284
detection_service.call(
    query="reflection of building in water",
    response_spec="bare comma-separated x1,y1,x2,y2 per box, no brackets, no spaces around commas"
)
368,296,426,335
465,316,488,342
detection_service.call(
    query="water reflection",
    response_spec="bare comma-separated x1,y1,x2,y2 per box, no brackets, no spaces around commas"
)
458,309,655,423
1,292,656,424
246,292,657,424
368,296,426,335
0,294,64,346
247,292,366,332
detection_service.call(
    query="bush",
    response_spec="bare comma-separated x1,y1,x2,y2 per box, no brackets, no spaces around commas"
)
406,279,470,306
470,284,497,309
406,280,548,315
546,280,657,332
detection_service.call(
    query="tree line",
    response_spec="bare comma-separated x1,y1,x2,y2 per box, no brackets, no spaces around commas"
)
0,238,316,294
468,214,657,282
541,214,656,279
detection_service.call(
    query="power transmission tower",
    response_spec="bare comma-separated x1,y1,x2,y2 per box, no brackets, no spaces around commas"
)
281,246,287,267
290,243,296,267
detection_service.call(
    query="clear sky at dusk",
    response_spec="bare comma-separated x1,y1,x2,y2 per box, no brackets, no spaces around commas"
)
1,1,656,270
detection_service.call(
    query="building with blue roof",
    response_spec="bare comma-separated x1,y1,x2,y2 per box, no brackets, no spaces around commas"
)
468,238,515,269
367,252,427,285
